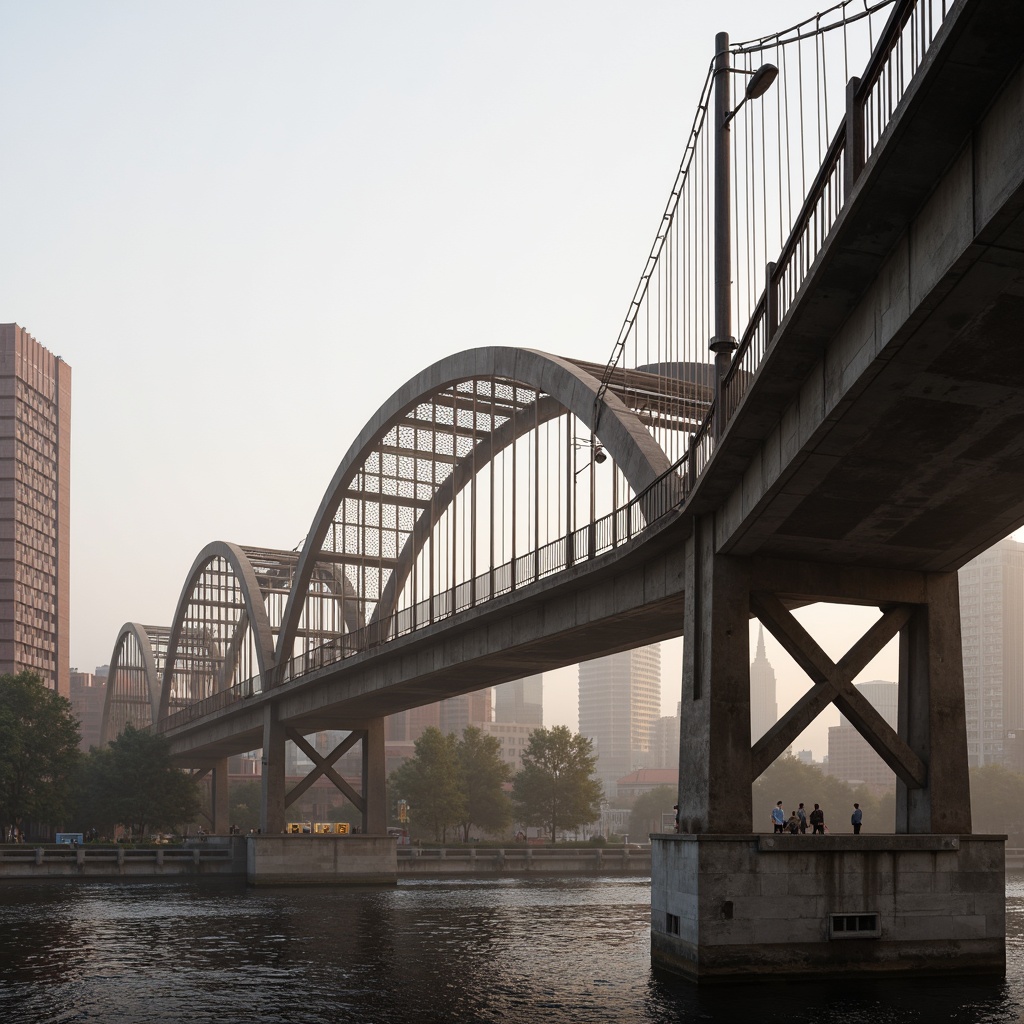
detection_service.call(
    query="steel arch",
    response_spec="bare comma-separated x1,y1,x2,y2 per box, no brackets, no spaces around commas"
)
100,623,169,744
274,347,677,678
158,541,278,720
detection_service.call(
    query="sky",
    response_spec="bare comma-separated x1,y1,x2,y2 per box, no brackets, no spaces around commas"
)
0,0,963,760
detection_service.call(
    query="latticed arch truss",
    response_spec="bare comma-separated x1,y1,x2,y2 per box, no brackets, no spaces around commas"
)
100,623,169,744
275,347,694,679
158,542,280,719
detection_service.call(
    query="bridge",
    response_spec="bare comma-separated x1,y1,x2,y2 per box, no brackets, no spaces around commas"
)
100,0,1024,979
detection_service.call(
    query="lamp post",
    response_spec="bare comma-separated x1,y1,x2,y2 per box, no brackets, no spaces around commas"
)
710,31,778,438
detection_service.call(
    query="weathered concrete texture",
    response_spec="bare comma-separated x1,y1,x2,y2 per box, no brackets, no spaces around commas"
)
708,0,1024,574
246,834,397,886
650,834,1005,982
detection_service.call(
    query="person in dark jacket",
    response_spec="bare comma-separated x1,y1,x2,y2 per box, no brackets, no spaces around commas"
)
809,803,825,834
851,803,863,835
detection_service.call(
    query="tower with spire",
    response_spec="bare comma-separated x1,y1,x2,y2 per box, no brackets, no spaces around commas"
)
750,625,778,742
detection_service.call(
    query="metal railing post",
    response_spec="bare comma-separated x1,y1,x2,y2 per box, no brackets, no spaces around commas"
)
845,76,864,195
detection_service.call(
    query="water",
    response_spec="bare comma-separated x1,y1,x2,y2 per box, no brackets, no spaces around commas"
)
1,874,1023,1023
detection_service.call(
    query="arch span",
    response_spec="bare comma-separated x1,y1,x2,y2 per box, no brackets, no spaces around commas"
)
274,347,677,679
158,541,278,720
100,623,170,744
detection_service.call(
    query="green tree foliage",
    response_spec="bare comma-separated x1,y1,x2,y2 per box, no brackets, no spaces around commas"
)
229,779,263,832
0,672,81,839
751,754,886,833
455,726,512,841
389,727,464,842
970,764,1024,837
628,785,677,839
512,726,603,843
78,725,201,838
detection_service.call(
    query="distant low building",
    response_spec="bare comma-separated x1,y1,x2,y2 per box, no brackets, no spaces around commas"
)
480,721,537,774
615,768,679,802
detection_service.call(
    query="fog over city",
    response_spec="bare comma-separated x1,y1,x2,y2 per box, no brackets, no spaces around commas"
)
1,1,1015,761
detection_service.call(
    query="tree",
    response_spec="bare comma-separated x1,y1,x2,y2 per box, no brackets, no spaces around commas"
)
512,726,603,843
79,725,201,838
388,727,464,842
628,785,677,839
0,672,81,839
455,726,512,841
229,779,263,833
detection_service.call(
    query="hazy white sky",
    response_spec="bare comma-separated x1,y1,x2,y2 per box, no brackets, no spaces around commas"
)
1,1,928,758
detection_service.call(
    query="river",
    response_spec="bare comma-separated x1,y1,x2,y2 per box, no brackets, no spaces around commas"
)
1,874,1023,1023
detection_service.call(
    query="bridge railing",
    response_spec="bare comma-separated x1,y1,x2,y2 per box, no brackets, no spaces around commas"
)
157,456,689,732
157,2,954,737
717,0,951,437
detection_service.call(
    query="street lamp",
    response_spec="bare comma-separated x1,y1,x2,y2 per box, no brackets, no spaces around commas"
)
710,30,778,438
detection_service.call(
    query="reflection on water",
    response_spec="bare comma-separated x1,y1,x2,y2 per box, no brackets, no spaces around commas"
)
0,874,1022,1023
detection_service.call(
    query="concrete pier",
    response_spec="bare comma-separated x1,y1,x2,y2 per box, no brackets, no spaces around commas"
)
651,834,1005,982
246,834,397,886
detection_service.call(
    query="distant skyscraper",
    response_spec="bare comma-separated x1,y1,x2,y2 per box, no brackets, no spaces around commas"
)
69,667,106,751
439,688,492,736
494,674,543,725
959,538,1024,767
386,704,441,743
750,625,778,742
648,714,680,769
0,325,71,695
578,644,661,799
827,680,898,789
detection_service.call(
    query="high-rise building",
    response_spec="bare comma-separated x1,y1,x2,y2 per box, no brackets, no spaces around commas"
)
69,666,107,751
959,537,1024,767
826,680,898,790
0,325,71,695
440,689,492,735
578,644,661,799
494,674,543,725
750,625,778,742
648,714,680,769
386,704,442,744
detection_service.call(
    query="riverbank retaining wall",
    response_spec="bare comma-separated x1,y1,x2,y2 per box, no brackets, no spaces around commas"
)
0,837,246,878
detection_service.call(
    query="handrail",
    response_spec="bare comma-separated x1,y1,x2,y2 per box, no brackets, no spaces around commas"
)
158,454,690,732
709,0,950,448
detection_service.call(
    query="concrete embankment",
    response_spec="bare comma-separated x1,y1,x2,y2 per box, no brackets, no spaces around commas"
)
0,837,245,879
0,840,649,881
397,847,651,876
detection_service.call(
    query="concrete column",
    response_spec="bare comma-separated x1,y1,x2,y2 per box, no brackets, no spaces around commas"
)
211,758,230,835
261,703,286,834
677,516,752,833
362,717,387,835
897,571,971,834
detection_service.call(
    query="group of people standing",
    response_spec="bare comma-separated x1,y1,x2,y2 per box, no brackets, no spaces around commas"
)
771,801,863,834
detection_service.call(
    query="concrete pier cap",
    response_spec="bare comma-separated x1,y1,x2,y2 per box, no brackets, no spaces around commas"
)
246,834,398,886
650,833,1006,982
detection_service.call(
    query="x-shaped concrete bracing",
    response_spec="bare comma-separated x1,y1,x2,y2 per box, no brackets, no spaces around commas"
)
749,592,927,789
284,728,365,815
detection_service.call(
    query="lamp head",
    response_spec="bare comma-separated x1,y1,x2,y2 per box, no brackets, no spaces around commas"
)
594,446,607,465
745,63,778,101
